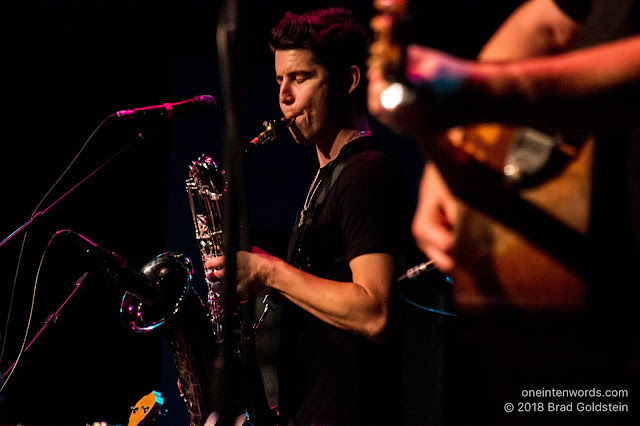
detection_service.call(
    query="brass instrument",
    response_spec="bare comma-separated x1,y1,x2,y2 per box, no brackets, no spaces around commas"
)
186,155,227,344
121,252,221,426
186,114,296,343
121,118,294,426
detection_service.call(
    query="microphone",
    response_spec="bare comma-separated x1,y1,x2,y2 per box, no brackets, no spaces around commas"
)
113,95,217,120
56,229,161,305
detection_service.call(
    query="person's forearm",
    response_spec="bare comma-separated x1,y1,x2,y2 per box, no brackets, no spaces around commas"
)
461,35,640,130
263,255,391,342
479,0,582,61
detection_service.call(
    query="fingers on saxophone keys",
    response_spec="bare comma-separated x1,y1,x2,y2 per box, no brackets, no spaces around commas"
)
205,256,225,280
206,268,224,281
205,256,224,269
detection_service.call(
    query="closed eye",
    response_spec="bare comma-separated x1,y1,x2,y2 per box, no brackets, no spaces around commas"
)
276,71,315,86
294,72,313,83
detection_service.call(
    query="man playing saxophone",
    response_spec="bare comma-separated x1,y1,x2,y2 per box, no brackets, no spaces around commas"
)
206,7,415,425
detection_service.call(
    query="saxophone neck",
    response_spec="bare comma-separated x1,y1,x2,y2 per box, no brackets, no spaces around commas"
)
245,116,298,154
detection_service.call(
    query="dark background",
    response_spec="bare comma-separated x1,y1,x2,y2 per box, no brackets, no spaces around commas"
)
0,1,522,424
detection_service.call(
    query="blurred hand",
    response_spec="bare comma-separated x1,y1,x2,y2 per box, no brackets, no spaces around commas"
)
404,44,469,88
412,162,458,272
368,44,470,137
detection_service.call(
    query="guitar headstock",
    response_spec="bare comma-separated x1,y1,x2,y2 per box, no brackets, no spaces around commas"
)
369,0,408,81
127,391,164,426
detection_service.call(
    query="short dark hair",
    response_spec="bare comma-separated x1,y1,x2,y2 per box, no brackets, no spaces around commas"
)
268,7,370,110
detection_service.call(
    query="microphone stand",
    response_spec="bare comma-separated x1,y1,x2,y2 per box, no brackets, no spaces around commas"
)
0,121,140,249
2,272,89,379
217,1,274,425
0,123,142,391
217,0,244,424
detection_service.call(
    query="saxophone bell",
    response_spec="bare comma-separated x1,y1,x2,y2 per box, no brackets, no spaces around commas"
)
119,251,223,426
120,252,194,333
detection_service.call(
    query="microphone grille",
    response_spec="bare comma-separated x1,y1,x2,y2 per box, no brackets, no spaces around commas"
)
194,95,217,111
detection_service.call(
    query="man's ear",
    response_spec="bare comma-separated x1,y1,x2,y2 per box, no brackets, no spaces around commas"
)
346,65,361,95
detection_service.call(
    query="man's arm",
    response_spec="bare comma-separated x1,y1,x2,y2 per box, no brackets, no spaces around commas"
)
377,0,587,271
369,0,640,135
252,251,392,342
466,34,640,130
208,250,393,343
206,158,399,343
478,0,581,61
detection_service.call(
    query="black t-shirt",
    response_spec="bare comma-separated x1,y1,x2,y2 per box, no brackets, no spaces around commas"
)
278,137,413,425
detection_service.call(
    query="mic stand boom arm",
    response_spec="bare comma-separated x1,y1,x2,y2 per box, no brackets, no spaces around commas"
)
0,118,134,249
2,272,89,380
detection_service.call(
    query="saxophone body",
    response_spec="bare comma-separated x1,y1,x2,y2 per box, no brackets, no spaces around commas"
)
121,118,294,425
186,155,227,344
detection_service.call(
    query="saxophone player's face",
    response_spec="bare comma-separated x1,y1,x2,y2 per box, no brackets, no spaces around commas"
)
275,49,336,146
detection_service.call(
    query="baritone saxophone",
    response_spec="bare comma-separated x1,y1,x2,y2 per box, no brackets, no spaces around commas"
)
120,116,295,425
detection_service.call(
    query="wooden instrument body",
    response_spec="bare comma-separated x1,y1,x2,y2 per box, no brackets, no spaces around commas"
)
444,125,593,313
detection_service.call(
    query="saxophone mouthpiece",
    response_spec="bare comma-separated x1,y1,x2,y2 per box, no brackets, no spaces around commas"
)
279,115,299,128
245,115,299,154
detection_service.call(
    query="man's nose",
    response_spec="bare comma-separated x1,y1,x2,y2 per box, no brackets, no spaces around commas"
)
279,82,294,106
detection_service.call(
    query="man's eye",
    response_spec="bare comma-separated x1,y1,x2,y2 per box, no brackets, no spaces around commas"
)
295,76,308,83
